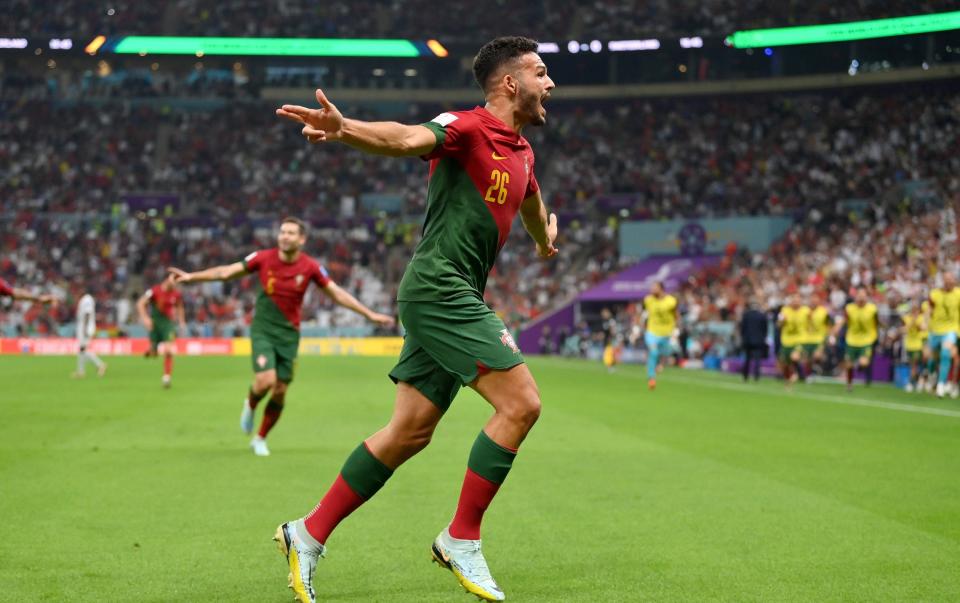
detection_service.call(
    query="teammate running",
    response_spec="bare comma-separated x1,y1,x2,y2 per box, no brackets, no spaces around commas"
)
273,36,557,602
926,272,960,398
73,292,107,378
169,217,395,456
137,274,186,389
834,287,879,392
777,295,807,388
901,302,928,392
642,282,678,390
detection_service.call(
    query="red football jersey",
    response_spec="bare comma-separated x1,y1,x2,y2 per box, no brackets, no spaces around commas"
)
0,278,13,297
148,285,183,320
242,249,331,329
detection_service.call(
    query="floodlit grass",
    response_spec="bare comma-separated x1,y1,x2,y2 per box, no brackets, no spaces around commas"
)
2,355,959,602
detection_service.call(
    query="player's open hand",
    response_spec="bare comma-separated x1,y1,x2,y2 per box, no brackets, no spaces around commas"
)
167,267,192,284
276,88,344,144
536,213,559,259
370,312,397,329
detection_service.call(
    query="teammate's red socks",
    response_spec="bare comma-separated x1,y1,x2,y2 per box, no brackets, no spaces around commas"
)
257,399,283,438
304,442,393,545
448,431,518,540
163,354,173,376
247,386,268,411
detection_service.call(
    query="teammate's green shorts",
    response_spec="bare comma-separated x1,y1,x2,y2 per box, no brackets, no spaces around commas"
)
389,297,524,412
778,344,798,360
802,343,821,356
251,332,299,383
845,344,873,362
149,318,176,348
906,349,923,363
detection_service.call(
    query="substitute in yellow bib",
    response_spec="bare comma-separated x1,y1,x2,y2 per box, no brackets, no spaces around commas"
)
834,287,878,392
927,271,960,398
901,303,928,392
777,295,808,386
642,282,678,390
802,295,832,379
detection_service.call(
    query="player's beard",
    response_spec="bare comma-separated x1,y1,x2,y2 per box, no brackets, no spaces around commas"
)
519,84,546,126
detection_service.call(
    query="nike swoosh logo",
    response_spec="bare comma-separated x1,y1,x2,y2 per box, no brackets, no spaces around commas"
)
491,152,508,160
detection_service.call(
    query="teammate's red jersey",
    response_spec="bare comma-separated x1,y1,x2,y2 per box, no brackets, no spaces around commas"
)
0,277,13,297
242,249,331,330
148,285,183,320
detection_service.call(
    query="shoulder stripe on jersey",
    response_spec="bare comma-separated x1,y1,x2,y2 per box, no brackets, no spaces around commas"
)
431,112,458,126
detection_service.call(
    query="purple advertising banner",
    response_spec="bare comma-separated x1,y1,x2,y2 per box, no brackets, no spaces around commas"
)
578,256,720,302
517,302,575,355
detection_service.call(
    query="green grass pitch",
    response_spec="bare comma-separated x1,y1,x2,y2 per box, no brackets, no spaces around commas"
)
2,355,959,602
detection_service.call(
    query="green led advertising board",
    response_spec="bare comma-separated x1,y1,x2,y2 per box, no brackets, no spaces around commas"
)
729,11,960,48
112,36,423,57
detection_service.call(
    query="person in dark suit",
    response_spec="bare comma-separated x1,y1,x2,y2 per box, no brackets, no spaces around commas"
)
740,298,768,381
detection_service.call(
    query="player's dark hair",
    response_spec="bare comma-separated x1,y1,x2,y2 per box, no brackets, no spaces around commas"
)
473,36,539,93
281,216,307,236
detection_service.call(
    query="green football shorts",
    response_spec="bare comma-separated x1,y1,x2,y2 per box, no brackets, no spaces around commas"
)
149,318,176,348
845,344,873,362
251,332,299,383
389,297,525,412
778,344,797,360
906,349,923,363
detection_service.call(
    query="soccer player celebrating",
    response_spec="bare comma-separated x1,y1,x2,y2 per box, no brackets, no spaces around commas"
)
642,281,678,390
169,217,395,457
900,302,928,392
777,295,807,388
833,287,879,392
273,36,557,602
136,274,186,389
926,271,960,398
73,292,107,378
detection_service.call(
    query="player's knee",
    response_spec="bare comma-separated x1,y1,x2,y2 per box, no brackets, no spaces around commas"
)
390,424,433,456
503,383,542,429
254,373,276,392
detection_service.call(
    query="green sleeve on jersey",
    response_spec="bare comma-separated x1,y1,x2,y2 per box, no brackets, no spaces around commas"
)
419,121,446,153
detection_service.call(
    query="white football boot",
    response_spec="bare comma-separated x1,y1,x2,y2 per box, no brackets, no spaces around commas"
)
431,526,505,601
274,521,325,603
251,436,270,457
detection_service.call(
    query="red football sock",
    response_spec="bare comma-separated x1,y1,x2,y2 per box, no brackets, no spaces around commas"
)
247,386,268,411
257,399,283,438
448,469,502,540
303,474,365,545
163,354,173,376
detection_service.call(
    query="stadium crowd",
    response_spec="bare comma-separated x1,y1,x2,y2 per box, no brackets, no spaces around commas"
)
2,84,959,345
3,0,957,41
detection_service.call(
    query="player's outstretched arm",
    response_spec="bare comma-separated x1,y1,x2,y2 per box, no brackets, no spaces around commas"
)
168,262,247,284
276,88,436,157
321,282,396,328
519,190,558,259
11,287,56,304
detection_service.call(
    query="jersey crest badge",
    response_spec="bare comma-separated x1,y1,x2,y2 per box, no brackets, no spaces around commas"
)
499,329,520,354
295,274,304,287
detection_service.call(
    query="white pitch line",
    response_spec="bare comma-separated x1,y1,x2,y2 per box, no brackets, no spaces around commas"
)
675,374,960,419
540,360,960,419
